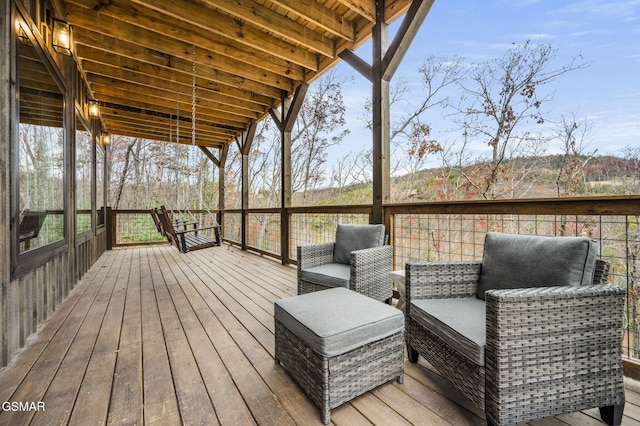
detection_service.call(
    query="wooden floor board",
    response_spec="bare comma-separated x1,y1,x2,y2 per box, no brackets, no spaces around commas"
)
1,244,638,426
0,251,112,405
140,247,182,425
152,248,220,426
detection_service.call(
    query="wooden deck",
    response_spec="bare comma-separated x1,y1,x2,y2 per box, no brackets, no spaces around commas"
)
1,244,640,425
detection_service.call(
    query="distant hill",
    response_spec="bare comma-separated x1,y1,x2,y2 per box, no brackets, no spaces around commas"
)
292,154,639,205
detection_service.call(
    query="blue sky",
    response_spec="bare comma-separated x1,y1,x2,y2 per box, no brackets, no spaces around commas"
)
330,0,640,166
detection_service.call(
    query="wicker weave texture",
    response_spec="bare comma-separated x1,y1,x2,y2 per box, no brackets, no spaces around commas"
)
405,259,625,426
485,284,625,425
297,243,393,302
275,319,404,424
406,317,485,407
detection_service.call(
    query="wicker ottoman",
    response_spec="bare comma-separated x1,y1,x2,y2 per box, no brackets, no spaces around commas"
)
274,287,404,424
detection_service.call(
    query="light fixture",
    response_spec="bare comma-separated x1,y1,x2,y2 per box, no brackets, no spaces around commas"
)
88,101,100,118
52,19,72,56
103,134,110,145
17,26,31,45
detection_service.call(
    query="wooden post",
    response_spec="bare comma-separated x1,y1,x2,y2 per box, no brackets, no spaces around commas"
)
371,0,390,225
106,207,114,250
270,84,308,265
236,123,256,251
0,0,12,367
198,145,228,233
339,0,434,226
218,144,228,232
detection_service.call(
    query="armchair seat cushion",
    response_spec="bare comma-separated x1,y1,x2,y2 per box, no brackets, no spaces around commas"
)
301,263,351,289
477,232,598,299
411,298,486,366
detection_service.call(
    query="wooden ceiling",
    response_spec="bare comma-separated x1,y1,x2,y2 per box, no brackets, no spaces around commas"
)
61,0,415,149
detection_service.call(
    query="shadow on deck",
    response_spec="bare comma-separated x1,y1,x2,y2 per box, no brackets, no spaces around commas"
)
1,244,639,425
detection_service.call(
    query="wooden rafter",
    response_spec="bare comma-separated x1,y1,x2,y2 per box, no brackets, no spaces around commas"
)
59,0,415,147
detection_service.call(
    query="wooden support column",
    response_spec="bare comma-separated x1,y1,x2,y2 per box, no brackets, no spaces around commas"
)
217,144,228,228
339,0,435,227
199,145,228,229
0,0,12,367
371,0,390,225
235,123,256,251
270,83,308,264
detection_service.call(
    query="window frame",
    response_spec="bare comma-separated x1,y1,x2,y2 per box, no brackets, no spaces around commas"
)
11,5,69,279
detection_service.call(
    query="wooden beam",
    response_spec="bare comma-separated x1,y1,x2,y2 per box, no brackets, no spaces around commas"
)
76,48,273,107
99,107,234,139
73,28,291,94
338,49,372,82
88,79,257,122
83,63,266,117
65,1,305,80
276,83,309,133
128,0,319,70
199,0,335,58
94,93,246,131
334,0,376,23
101,124,226,148
383,0,435,80
199,147,220,167
100,115,230,143
268,0,356,42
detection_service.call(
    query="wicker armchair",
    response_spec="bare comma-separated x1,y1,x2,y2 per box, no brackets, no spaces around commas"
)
297,224,392,302
405,232,625,426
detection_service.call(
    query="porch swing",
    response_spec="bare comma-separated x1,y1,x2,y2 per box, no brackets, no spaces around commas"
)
152,46,221,253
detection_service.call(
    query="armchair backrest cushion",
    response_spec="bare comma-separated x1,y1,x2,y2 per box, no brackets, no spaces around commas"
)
477,232,598,300
333,224,385,264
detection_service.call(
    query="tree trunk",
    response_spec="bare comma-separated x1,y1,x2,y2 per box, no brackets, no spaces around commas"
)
113,139,138,210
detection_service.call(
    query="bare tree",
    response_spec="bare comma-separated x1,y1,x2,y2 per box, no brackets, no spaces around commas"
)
109,136,139,209
291,71,350,204
248,119,281,208
361,56,466,200
457,40,588,199
619,146,640,193
554,114,595,197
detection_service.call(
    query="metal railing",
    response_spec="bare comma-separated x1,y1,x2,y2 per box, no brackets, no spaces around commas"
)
108,196,640,363
384,198,639,362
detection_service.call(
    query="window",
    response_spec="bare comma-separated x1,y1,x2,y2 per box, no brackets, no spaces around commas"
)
15,20,66,256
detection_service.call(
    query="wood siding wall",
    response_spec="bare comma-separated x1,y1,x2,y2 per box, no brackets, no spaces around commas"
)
1,1,108,367
5,232,106,362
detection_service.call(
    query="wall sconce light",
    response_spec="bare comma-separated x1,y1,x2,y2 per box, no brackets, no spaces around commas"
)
88,101,100,117
52,19,72,56
17,26,31,45
103,134,110,145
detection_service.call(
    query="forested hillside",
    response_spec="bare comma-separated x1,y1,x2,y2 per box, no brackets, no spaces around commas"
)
107,132,639,210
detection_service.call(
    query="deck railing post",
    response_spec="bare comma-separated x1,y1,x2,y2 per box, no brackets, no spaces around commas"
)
106,206,113,250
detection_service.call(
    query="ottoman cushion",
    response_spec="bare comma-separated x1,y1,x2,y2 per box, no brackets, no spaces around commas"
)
274,287,404,357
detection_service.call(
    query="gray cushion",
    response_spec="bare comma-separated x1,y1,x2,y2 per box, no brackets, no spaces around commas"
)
411,298,486,366
477,232,598,300
333,224,385,264
301,263,351,289
274,287,404,357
